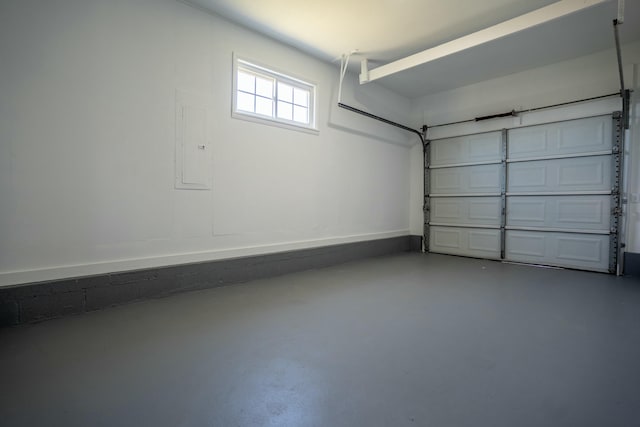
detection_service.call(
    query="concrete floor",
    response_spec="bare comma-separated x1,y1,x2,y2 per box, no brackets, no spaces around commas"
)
1,253,640,427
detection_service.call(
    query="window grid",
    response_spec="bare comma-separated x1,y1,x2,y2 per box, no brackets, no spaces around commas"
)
234,58,316,132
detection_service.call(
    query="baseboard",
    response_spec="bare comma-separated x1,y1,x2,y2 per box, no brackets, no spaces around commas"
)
409,235,423,252
623,252,640,277
0,230,409,287
0,236,412,327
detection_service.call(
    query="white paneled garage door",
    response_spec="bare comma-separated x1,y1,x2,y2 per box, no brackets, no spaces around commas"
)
426,114,623,273
428,131,504,260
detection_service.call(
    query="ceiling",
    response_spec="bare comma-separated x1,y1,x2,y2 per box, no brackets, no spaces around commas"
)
187,0,640,98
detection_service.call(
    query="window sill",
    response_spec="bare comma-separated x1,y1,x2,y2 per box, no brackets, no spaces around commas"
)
231,110,319,135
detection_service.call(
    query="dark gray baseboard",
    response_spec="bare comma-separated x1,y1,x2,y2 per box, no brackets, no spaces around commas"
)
623,252,640,277
0,236,412,327
409,235,423,252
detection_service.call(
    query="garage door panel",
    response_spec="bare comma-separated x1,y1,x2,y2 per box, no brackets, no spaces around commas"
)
557,236,605,263
431,197,501,226
507,199,546,224
470,168,501,190
509,164,547,190
560,162,604,186
508,116,612,160
431,132,502,166
507,232,546,257
432,169,461,192
507,155,611,193
506,231,609,272
468,199,501,222
557,198,609,228
430,226,501,259
432,227,461,249
431,164,501,194
507,196,610,231
468,230,501,253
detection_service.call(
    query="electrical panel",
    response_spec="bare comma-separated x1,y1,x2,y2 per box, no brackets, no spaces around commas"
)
175,90,212,190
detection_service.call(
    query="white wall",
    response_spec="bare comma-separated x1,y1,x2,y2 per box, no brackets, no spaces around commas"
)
626,65,640,254
0,0,413,286
408,40,640,255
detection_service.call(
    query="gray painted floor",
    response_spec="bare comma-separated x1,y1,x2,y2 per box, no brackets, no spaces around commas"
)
1,253,640,427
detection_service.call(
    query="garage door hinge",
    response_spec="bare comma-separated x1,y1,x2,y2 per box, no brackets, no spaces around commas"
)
612,207,622,216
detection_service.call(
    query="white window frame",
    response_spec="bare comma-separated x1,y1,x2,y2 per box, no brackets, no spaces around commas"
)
232,54,318,134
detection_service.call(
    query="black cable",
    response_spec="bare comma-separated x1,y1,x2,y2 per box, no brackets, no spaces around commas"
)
338,103,424,144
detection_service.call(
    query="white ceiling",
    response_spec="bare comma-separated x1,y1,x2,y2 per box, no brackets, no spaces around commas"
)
187,0,640,98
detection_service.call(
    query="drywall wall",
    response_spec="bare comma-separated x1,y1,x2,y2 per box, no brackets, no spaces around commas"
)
0,0,413,286
409,40,640,256
626,65,640,254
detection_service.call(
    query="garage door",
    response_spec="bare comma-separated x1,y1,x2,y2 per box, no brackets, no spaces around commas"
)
428,131,504,260
426,113,623,273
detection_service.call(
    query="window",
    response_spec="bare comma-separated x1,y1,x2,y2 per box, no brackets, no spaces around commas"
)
232,56,317,133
